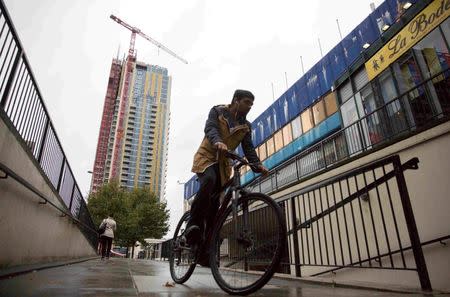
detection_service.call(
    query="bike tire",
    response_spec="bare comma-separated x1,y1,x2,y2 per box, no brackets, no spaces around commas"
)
169,211,197,284
209,193,286,295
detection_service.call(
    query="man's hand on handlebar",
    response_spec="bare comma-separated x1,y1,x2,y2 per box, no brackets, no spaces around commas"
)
222,149,270,177
253,164,269,177
215,142,228,152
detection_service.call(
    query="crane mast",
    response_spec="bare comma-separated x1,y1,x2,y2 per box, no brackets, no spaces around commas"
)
108,14,187,181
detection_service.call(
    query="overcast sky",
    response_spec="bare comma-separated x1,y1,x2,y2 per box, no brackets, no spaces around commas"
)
5,0,383,238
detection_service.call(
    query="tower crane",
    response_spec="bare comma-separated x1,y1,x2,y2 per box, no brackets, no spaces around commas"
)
108,15,186,181
110,14,188,64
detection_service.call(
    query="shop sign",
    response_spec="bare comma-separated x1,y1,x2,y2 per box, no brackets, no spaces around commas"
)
366,0,450,80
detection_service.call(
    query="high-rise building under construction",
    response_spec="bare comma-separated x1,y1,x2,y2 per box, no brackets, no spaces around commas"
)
90,57,171,201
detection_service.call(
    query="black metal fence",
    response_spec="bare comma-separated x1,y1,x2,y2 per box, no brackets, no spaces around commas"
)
246,68,450,195
0,0,97,248
159,239,172,261
279,155,432,290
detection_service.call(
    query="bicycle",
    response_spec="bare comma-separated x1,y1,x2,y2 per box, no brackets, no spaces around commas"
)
169,150,286,295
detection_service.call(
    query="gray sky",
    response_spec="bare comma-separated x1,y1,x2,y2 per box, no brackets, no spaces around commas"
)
5,0,383,238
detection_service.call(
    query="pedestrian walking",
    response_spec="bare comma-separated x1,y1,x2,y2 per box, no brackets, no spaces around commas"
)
99,215,117,260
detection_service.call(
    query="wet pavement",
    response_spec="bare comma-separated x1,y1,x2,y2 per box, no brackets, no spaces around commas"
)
0,258,448,296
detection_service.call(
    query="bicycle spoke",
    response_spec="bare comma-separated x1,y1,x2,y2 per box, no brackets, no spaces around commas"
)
210,193,286,295
170,212,197,284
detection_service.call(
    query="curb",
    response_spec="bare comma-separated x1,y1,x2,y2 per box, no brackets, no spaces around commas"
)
0,256,98,279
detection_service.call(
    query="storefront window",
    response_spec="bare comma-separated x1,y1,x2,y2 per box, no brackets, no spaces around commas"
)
360,84,377,115
274,130,284,152
392,53,431,127
413,27,450,78
312,100,326,125
291,116,302,139
378,70,398,104
379,69,410,136
393,53,423,93
282,124,293,146
301,108,314,133
413,26,450,116
324,92,338,116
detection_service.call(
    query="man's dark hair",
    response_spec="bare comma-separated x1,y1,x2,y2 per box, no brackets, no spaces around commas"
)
231,89,254,104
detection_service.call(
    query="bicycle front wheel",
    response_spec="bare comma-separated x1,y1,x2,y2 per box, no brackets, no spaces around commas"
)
169,211,197,284
209,193,286,295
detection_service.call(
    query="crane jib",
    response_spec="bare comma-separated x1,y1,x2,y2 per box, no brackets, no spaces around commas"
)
110,14,188,64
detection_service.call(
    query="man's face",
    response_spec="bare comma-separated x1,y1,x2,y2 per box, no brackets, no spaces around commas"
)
236,97,254,116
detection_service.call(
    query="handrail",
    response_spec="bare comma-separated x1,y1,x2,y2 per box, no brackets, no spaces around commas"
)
0,0,97,238
0,161,97,236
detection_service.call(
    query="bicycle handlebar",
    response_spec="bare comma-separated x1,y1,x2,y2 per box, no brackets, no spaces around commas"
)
224,150,261,172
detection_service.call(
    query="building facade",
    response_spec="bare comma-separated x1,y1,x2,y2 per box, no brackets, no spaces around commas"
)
91,58,171,201
91,58,122,194
183,0,450,290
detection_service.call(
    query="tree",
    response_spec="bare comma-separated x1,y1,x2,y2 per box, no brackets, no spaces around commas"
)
87,181,125,227
87,182,170,257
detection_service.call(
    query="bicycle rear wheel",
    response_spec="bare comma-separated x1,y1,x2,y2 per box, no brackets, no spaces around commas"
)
209,193,286,295
169,211,197,284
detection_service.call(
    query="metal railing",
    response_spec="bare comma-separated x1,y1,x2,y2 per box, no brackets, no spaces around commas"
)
0,0,97,248
277,155,432,290
159,239,173,261
247,67,450,195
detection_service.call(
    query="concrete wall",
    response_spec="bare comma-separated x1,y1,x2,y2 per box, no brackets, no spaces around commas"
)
0,114,96,270
274,121,450,291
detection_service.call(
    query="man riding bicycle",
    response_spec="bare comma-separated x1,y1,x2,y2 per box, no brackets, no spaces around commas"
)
185,89,269,266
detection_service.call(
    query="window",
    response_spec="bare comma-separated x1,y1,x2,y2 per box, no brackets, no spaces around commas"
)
258,144,267,161
312,100,326,125
324,92,338,116
377,70,404,133
393,53,423,94
291,116,302,139
266,137,275,157
353,68,369,91
274,130,284,152
241,164,247,175
301,108,314,133
441,18,450,47
338,80,353,103
282,124,293,146
360,84,377,115
378,70,398,104
413,25,450,115
413,27,450,78
341,98,359,127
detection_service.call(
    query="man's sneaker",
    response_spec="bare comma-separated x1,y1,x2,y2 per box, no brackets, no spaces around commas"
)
184,225,201,246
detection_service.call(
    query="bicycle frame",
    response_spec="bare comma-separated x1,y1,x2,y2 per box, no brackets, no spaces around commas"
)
198,153,251,257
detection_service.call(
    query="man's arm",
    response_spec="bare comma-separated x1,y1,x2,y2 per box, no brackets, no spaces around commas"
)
241,124,269,175
241,131,260,164
204,107,223,145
